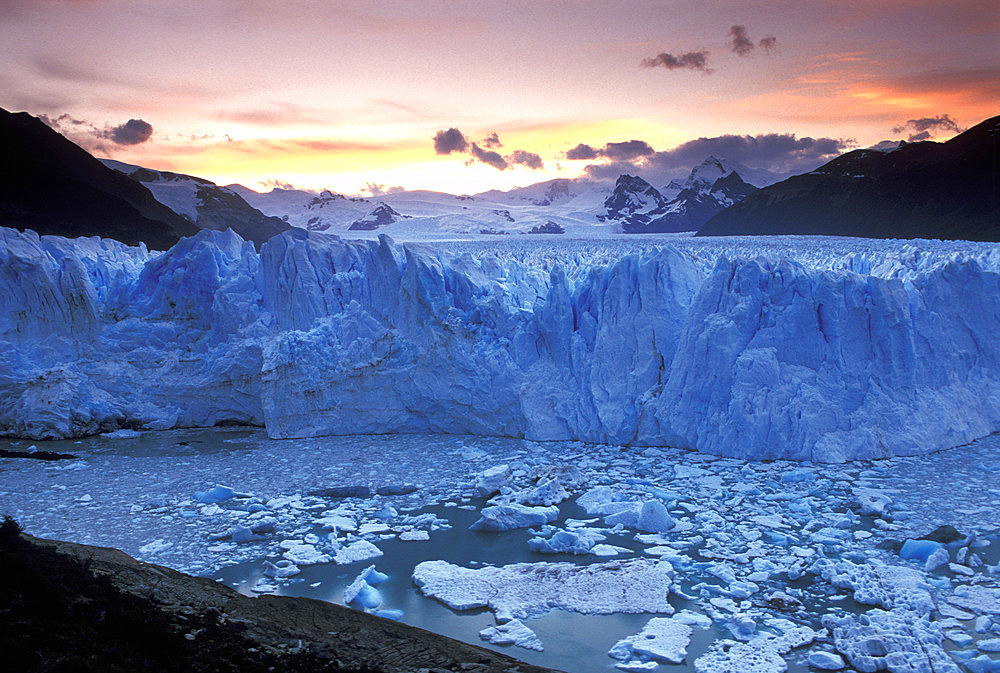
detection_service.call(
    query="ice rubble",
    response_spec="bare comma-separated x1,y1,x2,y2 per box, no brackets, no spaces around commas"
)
5,225,1000,460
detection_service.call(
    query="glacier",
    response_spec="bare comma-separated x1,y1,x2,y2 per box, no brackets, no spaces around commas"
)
3,224,1000,461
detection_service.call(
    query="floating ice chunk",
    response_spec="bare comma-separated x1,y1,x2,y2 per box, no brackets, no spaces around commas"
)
469,504,559,532
694,639,785,673
138,539,171,555
856,491,893,517
479,619,544,651
194,484,238,504
807,651,845,670
374,504,397,520
520,478,569,507
823,609,959,673
949,585,1000,614
263,559,299,578
413,558,675,622
333,539,383,565
673,465,710,479
615,661,659,672
899,538,943,563
399,530,430,541
608,617,692,664
476,464,511,497
979,639,1000,652
345,580,381,609
344,567,383,610
577,486,616,514
637,500,676,533
591,544,632,556
316,513,357,532
811,558,935,614
529,527,606,555
280,540,331,565
372,609,403,620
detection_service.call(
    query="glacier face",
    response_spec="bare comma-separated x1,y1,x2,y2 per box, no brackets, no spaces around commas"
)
3,225,1000,461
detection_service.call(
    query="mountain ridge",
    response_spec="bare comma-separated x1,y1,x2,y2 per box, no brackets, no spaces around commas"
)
697,114,1000,240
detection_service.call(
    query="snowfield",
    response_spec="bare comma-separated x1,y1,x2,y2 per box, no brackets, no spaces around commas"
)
3,225,1000,461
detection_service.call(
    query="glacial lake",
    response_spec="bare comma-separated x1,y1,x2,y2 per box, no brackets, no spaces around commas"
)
2,428,999,672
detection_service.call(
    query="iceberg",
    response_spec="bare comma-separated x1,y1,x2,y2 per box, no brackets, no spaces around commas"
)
4,226,1000,461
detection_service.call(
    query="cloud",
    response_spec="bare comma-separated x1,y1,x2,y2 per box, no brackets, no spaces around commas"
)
728,25,755,56
641,50,712,73
40,112,154,151
508,150,543,170
600,140,654,161
565,140,653,161
891,114,965,141
580,132,853,183
433,127,469,154
759,35,778,54
481,132,502,149
108,118,153,145
565,143,599,160
469,142,508,170
365,182,406,196
258,178,299,191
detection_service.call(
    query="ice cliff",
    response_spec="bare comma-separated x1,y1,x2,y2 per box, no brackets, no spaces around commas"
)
3,225,1000,461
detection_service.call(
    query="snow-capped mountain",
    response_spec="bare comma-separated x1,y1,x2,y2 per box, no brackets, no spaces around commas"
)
230,180,611,238
102,160,288,249
698,114,1000,240
602,162,757,233
348,203,405,231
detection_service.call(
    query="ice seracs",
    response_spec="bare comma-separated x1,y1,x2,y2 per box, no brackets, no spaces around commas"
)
4,226,1000,461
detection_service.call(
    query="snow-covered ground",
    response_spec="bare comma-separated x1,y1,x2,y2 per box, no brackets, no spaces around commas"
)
2,428,998,672
4,226,1000,461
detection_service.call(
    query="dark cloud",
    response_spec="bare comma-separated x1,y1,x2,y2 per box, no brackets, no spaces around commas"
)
40,112,153,151
469,142,508,170
433,127,469,154
651,133,850,173
566,141,652,161
581,132,852,183
565,143,599,160
728,25,754,56
601,140,654,161
641,50,712,73
508,150,543,170
481,132,502,149
891,114,965,141
108,118,153,145
759,35,778,54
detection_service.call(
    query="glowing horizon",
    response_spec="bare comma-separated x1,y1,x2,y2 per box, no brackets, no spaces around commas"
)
2,0,996,195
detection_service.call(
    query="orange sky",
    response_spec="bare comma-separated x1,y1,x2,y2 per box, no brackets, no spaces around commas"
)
1,0,997,194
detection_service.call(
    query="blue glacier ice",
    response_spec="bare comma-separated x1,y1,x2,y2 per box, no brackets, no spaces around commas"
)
3,225,1000,461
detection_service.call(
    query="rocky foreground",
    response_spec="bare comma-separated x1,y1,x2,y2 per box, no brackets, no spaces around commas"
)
0,519,558,673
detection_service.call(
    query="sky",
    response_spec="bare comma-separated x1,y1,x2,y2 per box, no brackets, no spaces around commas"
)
1,0,998,195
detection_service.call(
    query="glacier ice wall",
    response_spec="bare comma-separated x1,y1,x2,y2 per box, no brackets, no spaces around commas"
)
2,225,1000,461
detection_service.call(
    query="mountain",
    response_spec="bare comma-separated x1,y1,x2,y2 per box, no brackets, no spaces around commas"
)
697,115,1000,241
102,161,288,249
348,203,403,231
0,107,198,249
603,161,757,233
231,186,374,232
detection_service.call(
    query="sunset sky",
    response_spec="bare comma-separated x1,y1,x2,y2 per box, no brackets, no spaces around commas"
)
2,0,997,195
